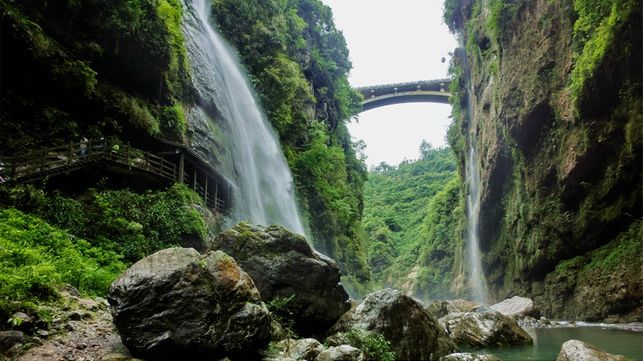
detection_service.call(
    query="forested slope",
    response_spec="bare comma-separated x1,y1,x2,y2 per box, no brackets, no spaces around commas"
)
362,146,467,301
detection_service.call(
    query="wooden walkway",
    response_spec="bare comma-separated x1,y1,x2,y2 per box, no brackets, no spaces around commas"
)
0,140,231,213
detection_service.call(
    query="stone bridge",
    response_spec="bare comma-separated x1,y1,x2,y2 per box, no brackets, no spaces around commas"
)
356,78,451,112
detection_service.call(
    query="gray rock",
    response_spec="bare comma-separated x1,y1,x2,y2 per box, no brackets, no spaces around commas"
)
0,330,24,353
267,338,325,361
427,300,480,319
330,288,456,360
9,312,32,331
212,223,350,336
440,353,502,361
441,306,532,347
490,296,539,318
108,248,271,360
314,345,364,361
556,340,629,361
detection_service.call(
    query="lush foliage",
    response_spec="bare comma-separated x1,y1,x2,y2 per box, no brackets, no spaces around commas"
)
0,208,125,323
339,328,395,361
570,0,639,103
362,145,464,299
0,184,207,263
0,0,191,152
209,0,369,282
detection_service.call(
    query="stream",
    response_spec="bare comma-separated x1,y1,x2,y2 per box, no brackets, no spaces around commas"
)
463,325,643,360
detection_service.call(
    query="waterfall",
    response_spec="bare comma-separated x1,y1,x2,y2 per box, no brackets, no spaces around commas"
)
461,47,489,304
464,135,488,304
181,0,305,235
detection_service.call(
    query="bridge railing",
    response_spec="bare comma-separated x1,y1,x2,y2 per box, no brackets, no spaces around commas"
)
355,78,452,92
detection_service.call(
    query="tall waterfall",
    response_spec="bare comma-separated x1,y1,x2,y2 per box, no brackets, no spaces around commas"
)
464,134,488,304
181,0,305,234
461,46,489,303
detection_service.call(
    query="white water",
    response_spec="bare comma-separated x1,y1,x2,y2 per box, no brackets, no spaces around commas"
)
465,137,489,304
187,0,305,234
461,45,489,303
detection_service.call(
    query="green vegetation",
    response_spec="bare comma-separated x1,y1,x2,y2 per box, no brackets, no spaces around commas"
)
570,0,639,104
0,0,192,152
209,0,369,282
340,328,395,361
0,184,207,263
0,208,126,323
362,145,464,299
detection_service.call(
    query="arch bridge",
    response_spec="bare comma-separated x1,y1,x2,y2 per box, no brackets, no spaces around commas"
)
356,78,451,112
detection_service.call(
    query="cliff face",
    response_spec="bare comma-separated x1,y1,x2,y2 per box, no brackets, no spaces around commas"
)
448,0,641,321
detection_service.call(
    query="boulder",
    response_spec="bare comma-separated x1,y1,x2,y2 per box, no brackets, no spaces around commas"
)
0,330,24,353
440,306,532,347
315,345,364,361
211,223,350,336
266,338,325,361
490,296,539,318
440,353,501,361
108,248,271,360
556,340,629,361
427,300,480,319
330,288,456,360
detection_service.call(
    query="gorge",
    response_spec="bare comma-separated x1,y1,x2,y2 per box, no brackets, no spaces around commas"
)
0,0,641,359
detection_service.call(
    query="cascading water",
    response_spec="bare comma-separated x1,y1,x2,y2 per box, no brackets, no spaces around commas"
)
181,0,305,234
459,46,489,304
464,134,489,304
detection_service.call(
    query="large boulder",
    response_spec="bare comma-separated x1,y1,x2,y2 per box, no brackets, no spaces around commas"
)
556,340,629,361
427,300,480,319
330,289,456,360
315,345,364,361
440,306,532,347
440,353,501,361
265,338,325,361
108,248,271,360
490,296,539,318
211,223,350,336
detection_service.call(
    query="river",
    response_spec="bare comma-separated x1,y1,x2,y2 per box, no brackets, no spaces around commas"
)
463,325,643,360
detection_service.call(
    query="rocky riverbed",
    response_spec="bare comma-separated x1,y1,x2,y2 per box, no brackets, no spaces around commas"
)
1,224,638,361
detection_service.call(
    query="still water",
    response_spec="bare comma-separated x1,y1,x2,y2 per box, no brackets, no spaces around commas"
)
463,326,643,361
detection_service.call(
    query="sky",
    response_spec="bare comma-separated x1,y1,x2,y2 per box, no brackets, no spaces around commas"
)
319,0,458,167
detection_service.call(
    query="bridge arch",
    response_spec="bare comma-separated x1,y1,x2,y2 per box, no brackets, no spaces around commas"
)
356,79,451,112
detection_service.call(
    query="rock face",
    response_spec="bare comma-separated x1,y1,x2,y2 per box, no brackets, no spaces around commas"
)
266,338,325,361
440,353,501,361
108,248,271,360
426,299,480,319
490,296,539,318
440,307,532,347
211,223,350,336
447,0,642,321
330,289,456,360
556,340,629,361
315,345,364,361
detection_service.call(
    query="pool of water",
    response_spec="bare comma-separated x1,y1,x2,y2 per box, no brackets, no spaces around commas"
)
462,326,643,361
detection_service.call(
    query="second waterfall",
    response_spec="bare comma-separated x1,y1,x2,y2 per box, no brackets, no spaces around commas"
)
182,0,305,235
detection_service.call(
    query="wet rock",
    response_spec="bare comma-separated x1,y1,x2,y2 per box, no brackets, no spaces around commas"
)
267,338,324,361
556,340,629,361
440,353,502,361
330,288,456,360
441,306,532,347
212,223,350,336
427,300,480,319
68,311,82,321
490,296,539,318
10,312,33,332
61,284,82,298
0,330,24,353
108,247,271,360
314,345,364,361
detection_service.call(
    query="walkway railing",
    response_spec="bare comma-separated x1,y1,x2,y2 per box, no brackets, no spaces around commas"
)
2,140,176,183
0,140,229,213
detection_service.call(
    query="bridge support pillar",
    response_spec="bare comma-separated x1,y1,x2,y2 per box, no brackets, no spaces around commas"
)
178,153,185,184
